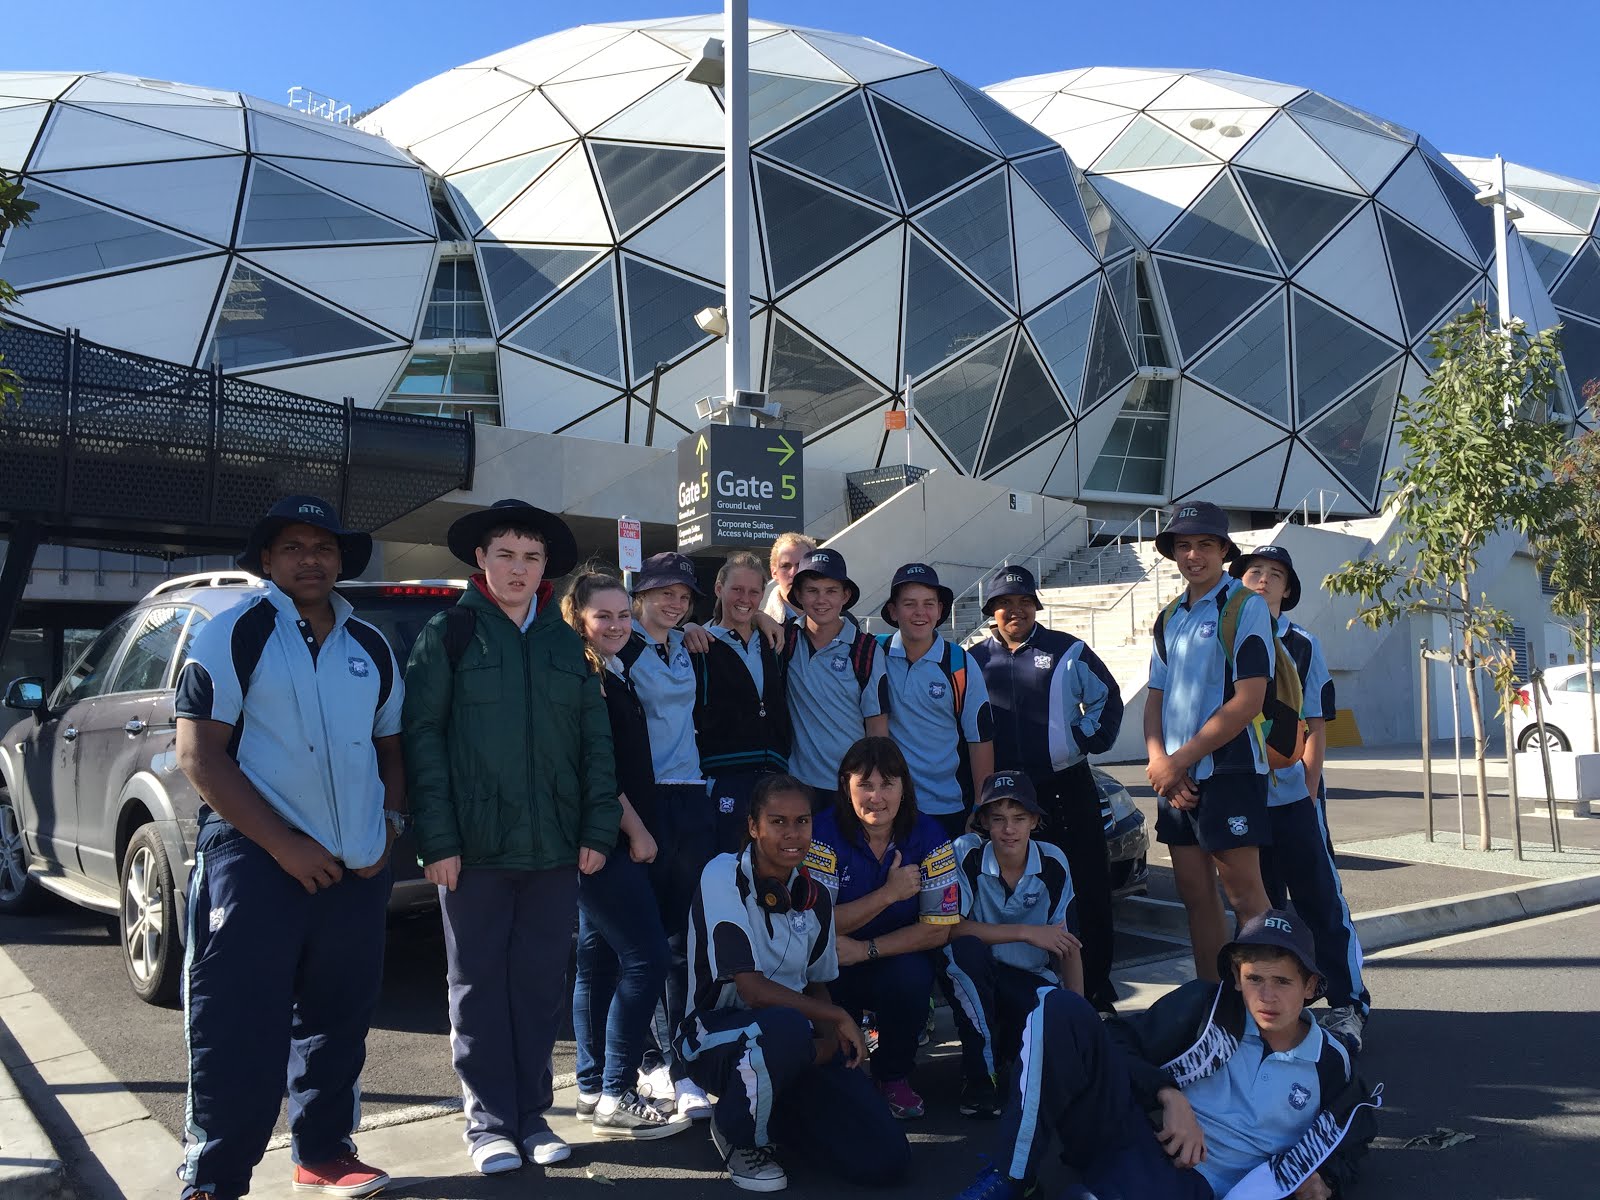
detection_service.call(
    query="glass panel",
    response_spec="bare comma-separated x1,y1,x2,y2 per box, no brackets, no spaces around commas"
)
1559,317,1600,401
948,76,1056,157
1026,277,1097,407
748,72,850,142
767,320,880,434
757,161,894,292
209,264,393,369
1236,169,1360,271
1377,210,1479,339
913,333,1010,471
446,147,565,232
1292,293,1396,423
1425,157,1495,263
1078,176,1133,257
1554,243,1600,323
764,92,895,206
1117,455,1166,495
1522,232,1585,291
0,186,202,287
1160,172,1276,273
1126,416,1168,458
433,193,467,240
1094,114,1213,172
1105,256,1139,343
1515,186,1599,232
504,257,621,381
1084,448,1123,491
1153,257,1274,363
1136,259,1170,369
1287,92,1411,142
1012,154,1095,251
1304,361,1401,502
870,94,996,209
52,613,139,708
980,335,1068,471
240,163,416,246
1080,284,1136,409
918,172,1015,305
622,256,721,383
387,352,500,424
1084,378,1172,497
1189,295,1289,423
381,398,501,424
108,605,189,694
419,257,493,339
902,234,1009,378
591,142,720,237
479,243,602,331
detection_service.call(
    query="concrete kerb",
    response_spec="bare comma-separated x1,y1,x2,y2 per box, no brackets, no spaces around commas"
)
0,1052,67,1199
1116,870,1600,951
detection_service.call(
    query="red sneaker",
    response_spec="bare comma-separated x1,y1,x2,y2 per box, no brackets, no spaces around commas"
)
292,1153,390,1197
876,1077,925,1119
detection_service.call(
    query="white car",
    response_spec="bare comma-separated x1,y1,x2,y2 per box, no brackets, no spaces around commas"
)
1512,663,1600,754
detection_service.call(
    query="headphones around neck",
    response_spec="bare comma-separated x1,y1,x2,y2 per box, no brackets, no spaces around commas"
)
755,864,821,915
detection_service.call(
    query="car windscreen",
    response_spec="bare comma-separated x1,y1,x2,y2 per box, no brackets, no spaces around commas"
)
340,590,464,664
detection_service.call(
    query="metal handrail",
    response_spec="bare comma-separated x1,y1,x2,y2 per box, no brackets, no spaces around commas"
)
1057,505,1167,587
943,505,1094,636
1287,487,1342,525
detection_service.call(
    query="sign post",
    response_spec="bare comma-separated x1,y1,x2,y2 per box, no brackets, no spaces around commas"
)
677,424,804,553
617,515,642,587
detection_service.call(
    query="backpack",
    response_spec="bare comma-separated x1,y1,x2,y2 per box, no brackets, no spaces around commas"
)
783,622,878,692
1156,585,1306,770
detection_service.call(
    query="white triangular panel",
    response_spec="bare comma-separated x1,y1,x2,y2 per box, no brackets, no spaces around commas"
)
1147,108,1273,161
1004,95,1054,124
404,95,529,174
1070,74,1184,110
1293,206,1404,341
12,255,227,365
1170,382,1288,495
499,349,626,431
1031,93,1136,136
541,66,682,135
556,397,627,441
986,425,1071,492
264,157,433,233
1073,67,1182,87
1183,438,1290,506
873,71,997,152
362,68,532,145
243,244,436,338
448,91,577,173
1234,113,1360,193
645,337,760,431
1190,72,1305,107
1377,152,1477,261
68,76,215,106
1295,114,1408,193
748,30,854,82
1152,75,1278,112
0,103,50,171
486,146,612,243
779,225,905,387
37,156,245,246
484,26,630,81
625,172,764,295
1091,164,1222,243
805,407,889,472
1049,115,1136,167
802,33,930,85
597,78,724,147
1011,170,1098,312
1277,440,1357,512
78,102,246,151
33,105,225,170
238,347,411,406
0,72,81,101
545,30,687,83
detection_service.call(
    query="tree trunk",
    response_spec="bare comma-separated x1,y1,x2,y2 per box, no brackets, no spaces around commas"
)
1463,642,1493,851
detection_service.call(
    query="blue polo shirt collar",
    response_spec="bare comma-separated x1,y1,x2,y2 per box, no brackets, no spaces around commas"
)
979,838,1041,879
1178,575,1230,612
1275,612,1292,637
1242,1011,1323,1061
265,580,353,629
886,629,945,659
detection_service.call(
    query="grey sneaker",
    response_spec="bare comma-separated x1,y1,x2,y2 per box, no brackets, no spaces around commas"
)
593,1090,692,1140
576,1091,600,1117
1319,1005,1367,1051
710,1118,787,1192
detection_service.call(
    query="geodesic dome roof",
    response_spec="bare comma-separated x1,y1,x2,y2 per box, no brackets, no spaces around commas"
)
987,68,1501,512
0,70,441,401
362,17,1134,487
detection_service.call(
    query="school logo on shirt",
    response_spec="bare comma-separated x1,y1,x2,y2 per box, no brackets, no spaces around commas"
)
347,656,369,678
674,651,691,669
830,654,849,673
789,912,809,934
929,681,947,700
718,795,736,814
1198,621,1217,639
1227,815,1249,836
1033,653,1053,670
1288,1083,1311,1110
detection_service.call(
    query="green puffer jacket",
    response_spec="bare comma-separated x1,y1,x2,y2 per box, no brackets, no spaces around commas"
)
402,580,620,870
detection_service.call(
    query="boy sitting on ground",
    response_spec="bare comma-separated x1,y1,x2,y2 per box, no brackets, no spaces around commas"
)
955,909,1380,1200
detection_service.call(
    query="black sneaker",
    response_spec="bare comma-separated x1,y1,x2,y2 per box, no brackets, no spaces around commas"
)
960,1074,1002,1119
592,1089,692,1140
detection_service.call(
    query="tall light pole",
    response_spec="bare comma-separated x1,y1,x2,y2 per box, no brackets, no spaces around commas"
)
723,0,753,423
1474,153,1525,425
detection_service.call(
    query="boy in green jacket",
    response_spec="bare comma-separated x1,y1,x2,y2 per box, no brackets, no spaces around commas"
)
403,499,620,1176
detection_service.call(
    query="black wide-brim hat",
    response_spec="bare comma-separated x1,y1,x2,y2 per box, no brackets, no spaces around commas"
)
1155,500,1241,562
446,499,579,578
879,562,953,627
237,494,372,581
1230,545,1303,611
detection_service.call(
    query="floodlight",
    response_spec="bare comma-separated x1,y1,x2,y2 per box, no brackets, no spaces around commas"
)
695,305,729,338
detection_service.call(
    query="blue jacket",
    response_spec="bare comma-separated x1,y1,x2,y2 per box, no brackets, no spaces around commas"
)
971,625,1123,777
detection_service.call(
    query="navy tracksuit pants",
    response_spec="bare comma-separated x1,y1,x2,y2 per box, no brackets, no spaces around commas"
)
180,818,390,1200
827,950,938,1083
994,988,1213,1200
675,1005,909,1183
440,866,577,1151
1259,794,1370,1015
645,782,720,1073
945,935,1052,1080
1034,761,1116,1008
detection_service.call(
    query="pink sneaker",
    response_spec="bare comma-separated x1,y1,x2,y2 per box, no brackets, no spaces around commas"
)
291,1153,390,1197
876,1077,925,1119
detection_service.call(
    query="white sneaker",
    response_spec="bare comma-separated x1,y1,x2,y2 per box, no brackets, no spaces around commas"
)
521,1128,571,1166
675,1078,713,1121
470,1138,522,1175
593,1090,692,1140
638,1064,674,1100
711,1118,787,1192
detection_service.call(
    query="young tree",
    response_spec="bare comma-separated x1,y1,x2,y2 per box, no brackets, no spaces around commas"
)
1325,305,1569,851
1,174,40,408
1539,381,1600,748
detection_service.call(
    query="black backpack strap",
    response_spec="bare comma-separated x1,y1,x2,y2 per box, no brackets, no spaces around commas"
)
781,623,800,664
616,631,648,682
442,607,477,671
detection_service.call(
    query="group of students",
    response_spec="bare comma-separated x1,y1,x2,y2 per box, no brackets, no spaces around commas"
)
169,489,1377,1200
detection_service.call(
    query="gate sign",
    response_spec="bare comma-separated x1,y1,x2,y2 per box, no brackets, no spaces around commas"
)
617,517,642,571
676,424,804,553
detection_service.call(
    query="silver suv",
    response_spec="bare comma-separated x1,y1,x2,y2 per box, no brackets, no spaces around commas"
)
0,572,462,1004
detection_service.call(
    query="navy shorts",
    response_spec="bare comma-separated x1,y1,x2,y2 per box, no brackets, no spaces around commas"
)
1155,772,1269,852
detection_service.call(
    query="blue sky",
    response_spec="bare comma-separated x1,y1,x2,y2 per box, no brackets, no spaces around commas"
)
8,1,1598,182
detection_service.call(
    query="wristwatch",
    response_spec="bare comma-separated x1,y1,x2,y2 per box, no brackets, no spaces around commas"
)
383,809,408,837
866,938,880,961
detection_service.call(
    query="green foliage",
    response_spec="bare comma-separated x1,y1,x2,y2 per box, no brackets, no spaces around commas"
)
1540,383,1600,624
0,172,41,408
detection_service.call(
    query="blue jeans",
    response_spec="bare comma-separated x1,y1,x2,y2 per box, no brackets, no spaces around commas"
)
828,948,937,1082
574,851,670,1097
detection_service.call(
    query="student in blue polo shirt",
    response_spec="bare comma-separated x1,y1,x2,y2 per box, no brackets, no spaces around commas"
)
1145,502,1273,983
782,548,889,810
970,563,1122,1012
1231,545,1371,1051
945,772,1083,1120
879,563,994,840
761,531,816,623
174,496,404,1200
806,736,961,1120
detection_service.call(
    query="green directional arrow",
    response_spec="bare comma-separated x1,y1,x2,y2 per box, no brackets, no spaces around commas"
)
696,433,709,463
767,433,795,467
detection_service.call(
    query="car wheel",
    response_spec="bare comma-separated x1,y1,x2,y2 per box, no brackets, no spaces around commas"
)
120,824,181,1005
0,794,41,915
1517,725,1570,754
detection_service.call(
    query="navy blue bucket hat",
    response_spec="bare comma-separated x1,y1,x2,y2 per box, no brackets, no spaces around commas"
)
237,495,372,581
632,551,704,597
1154,500,1241,562
976,771,1044,817
1219,908,1326,1001
982,563,1042,616
880,562,954,627
791,547,860,610
1230,544,1303,611
446,498,579,577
